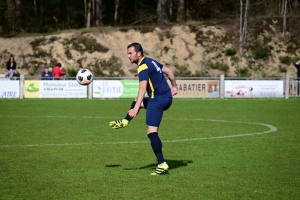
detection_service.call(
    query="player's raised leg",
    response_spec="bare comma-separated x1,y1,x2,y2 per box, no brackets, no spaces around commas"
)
109,98,148,129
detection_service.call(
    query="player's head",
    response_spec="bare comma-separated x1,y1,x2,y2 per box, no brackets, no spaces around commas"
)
127,43,144,64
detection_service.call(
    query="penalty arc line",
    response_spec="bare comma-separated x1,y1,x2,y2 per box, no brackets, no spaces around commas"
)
0,115,277,148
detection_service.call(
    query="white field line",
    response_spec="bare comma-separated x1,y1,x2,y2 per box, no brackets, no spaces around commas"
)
0,115,277,148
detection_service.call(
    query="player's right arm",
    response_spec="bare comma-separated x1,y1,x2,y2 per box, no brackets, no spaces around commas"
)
162,65,178,96
128,80,147,118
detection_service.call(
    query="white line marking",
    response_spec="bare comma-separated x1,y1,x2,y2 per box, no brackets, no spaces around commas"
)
0,115,277,148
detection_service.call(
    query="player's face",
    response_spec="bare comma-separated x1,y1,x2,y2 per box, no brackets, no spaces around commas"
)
127,46,140,64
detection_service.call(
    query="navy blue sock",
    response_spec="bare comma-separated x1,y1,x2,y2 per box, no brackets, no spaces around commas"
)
124,101,139,121
148,132,165,164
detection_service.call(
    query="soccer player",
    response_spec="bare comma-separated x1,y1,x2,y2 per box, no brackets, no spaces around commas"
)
109,42,178,175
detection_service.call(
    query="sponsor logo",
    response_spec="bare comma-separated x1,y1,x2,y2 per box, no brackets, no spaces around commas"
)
26,83,39,92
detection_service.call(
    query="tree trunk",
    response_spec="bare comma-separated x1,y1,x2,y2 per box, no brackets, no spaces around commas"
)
94,0,103,26
114,0,119,25
157,0,169,25
239,0,249,57
177,0,185,22
84,0,87,25
6,0,15,34
283,0,288,42
15,0,21,17
86,0,91,28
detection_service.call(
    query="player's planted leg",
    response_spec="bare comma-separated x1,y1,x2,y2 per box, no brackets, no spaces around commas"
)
148,132,169,175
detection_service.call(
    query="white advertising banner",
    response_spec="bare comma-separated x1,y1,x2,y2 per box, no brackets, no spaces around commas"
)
0,81,20,98
93,80,139,98
225,80,284,98
24,80,87,98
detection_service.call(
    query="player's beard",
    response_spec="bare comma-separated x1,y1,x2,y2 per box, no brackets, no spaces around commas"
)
130,57,139,65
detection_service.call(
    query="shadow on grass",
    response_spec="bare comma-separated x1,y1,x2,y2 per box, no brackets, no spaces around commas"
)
105,164,121,167
123,159,193,170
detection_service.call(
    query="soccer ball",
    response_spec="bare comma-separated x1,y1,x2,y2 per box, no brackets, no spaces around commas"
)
76,69,93,85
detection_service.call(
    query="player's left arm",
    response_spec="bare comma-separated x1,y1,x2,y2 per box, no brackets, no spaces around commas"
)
162,65,178,96
128,80,147,118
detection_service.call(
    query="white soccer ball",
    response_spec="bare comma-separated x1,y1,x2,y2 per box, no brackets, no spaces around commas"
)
76,69,93,85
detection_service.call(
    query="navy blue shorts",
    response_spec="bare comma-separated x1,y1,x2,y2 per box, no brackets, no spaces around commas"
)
142,97,173,127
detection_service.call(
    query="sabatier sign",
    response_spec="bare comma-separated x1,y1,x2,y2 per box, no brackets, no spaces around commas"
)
168,80,219,98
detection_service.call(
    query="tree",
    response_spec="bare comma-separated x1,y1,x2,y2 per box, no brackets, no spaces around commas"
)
177,0,185,22
239,0,249,56
15,0,21,18
114,0,119,25
94,0,103,26
283,0,288,42
157,0,169,25
84,0,92,28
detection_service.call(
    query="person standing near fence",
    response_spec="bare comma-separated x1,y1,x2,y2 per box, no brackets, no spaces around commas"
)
294,60,300,95
41,67,53,80
53,63,66,80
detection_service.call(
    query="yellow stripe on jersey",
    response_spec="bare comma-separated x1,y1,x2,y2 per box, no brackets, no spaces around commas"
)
148,78,155,98
138,64,148,74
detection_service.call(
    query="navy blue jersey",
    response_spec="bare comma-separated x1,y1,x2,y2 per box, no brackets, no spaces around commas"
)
138,57,172,98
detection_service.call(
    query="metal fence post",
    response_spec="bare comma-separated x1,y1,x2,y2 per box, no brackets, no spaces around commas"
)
220,74,224,99
88,81,93,99
20,74,24,99
285,74,289,99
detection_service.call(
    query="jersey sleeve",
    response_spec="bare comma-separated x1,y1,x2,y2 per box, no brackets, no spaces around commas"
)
138,63,149,82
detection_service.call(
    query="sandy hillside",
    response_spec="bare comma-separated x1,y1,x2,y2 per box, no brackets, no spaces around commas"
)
0,21,299,78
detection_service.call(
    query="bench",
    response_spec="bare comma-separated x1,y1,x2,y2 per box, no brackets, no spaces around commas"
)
0,73,20,80
0,74,9,81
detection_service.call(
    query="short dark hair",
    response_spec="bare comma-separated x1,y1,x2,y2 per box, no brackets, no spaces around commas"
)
127,42,144,57
56,63,62,67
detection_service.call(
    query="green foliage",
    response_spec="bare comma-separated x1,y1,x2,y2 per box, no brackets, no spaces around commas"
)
278,65,287,73
92,55,124,77
225,48,237,56
30,37,47,51
174,63,191,76
32,49,50,58
253,63,264,72
263,35,272,44
235,68,251,77
209,62,218,69
279,56,292,65
253,49,269,60
208,62,229,72
219,63,229,72
231,56,239,62
250,39,270,60
67,68,78,77
63,35,109,54
292,56,300,64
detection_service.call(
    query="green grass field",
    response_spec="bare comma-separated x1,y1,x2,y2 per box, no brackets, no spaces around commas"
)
0,98,300,199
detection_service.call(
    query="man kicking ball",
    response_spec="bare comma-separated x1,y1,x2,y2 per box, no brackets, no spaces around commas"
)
109,42,178,175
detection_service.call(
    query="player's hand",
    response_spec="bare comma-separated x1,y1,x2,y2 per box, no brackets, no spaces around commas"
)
171,87,178,96
128,108,138,118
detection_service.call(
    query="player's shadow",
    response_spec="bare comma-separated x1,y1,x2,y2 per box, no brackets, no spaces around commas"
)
123,159,193,171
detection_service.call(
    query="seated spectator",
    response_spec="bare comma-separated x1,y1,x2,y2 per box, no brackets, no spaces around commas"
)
41,67,53,80
5,55,19,80
53,63,66,80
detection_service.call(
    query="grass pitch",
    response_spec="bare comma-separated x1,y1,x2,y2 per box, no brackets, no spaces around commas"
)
0,98,300,199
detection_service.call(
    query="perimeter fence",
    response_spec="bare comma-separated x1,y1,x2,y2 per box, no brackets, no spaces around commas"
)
0,74,299,99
